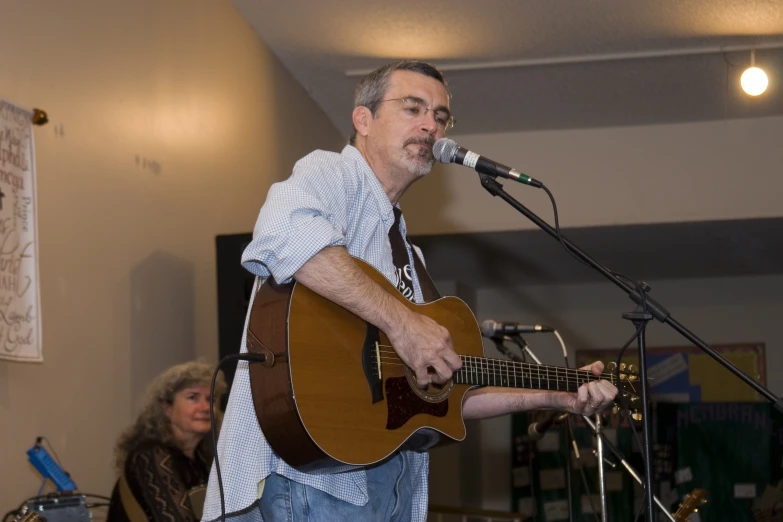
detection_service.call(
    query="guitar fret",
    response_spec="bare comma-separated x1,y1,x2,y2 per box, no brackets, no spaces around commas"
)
486,358,490,386
487,358,491,386
506,363,517,388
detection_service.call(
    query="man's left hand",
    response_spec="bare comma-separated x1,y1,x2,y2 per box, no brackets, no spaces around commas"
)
551,361,617,416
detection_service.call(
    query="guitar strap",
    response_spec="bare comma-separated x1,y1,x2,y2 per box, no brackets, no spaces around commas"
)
118,474,148,522
389,207,441,303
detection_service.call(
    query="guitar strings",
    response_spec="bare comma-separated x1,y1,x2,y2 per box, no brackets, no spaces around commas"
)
372,357,629,393
373,360,615,384
374,344,626,378
374,347,621,383
372,347,638,398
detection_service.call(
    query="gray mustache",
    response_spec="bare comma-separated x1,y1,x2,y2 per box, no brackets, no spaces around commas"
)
404,138,435,147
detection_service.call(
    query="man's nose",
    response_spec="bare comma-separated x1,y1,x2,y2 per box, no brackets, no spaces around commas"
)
419,110,438,134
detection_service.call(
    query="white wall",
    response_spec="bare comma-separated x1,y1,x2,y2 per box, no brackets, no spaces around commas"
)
0,0,343,508
470,274,783,510
404,116,783,235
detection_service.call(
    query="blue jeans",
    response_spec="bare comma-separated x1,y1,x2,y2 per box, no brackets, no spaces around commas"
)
258,453,413,521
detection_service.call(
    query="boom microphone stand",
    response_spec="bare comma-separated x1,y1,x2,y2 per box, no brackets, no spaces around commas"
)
473,171,783,522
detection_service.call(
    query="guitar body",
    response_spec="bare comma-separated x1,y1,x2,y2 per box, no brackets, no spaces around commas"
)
247,257,484,471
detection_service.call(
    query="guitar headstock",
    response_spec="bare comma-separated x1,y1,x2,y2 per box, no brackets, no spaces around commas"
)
607,362,644,421
673,488,708,521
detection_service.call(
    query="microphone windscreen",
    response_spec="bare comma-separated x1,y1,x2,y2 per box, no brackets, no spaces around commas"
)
479,319,499,338
433,138,458,164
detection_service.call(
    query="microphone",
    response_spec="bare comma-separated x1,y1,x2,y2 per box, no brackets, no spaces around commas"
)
433,138,543,188
527,412,569,441
480,319,554,338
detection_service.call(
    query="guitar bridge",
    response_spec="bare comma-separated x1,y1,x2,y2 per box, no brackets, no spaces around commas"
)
361,324,384,404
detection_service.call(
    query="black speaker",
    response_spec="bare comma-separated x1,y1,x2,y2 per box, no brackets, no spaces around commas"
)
215,233,254,387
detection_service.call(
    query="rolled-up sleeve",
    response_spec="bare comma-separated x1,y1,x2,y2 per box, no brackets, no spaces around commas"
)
241,151,351,284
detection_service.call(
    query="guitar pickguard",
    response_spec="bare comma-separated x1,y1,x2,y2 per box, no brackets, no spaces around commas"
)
385,377,448,429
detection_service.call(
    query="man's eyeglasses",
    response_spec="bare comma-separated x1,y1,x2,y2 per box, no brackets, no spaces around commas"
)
377,97,455,131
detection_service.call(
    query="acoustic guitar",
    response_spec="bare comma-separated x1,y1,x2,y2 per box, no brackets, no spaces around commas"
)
247,257,640,471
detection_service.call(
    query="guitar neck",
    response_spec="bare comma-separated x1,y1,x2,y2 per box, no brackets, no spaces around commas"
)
454,355,613,392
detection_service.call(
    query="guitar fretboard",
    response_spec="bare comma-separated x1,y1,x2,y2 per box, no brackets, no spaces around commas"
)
454,355,614,392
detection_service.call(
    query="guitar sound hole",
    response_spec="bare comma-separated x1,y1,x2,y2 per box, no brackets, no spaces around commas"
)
403,367,454,403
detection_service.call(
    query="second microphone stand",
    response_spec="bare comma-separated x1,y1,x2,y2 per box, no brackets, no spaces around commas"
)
496,335,580,522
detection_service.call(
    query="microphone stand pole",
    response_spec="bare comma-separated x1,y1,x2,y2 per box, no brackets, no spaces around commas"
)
475,172,783,522
595,413,608,522
581,416,677,522
508,338,577,522
508,335,542,365
491,337,550,519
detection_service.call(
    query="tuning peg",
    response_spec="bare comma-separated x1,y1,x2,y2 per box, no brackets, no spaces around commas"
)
607,362,617,371
632,412,643,422
628,364,636,373
619,363,626,371
612,405,620,415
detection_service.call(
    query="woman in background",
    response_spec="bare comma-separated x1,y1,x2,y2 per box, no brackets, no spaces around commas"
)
107,360,226,522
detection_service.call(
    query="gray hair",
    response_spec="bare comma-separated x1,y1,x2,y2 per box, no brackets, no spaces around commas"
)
350,60,450,145
114,360,227,470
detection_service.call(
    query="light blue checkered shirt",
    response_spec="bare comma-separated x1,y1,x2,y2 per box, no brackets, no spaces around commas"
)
202,145,430,522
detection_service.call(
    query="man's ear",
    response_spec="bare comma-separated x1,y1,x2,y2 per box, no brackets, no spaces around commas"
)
352,106,372,139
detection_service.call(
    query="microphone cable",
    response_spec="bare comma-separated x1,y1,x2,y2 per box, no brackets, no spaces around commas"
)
209,352,269,522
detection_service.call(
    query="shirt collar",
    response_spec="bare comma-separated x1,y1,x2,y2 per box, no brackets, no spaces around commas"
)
342,145,396,228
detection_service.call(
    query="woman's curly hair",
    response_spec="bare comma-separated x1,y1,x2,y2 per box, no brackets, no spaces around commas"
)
114,360,227,470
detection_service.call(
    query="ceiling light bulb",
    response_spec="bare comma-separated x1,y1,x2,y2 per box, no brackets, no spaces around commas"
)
741,67,768,96
741,49,768,96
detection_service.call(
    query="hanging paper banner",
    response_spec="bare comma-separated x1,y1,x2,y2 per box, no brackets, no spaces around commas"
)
0,99,42,362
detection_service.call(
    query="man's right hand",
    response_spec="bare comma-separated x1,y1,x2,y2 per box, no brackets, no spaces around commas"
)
386,310,462,388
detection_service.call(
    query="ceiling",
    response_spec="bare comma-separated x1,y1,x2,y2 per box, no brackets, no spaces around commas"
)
233,0,783,137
